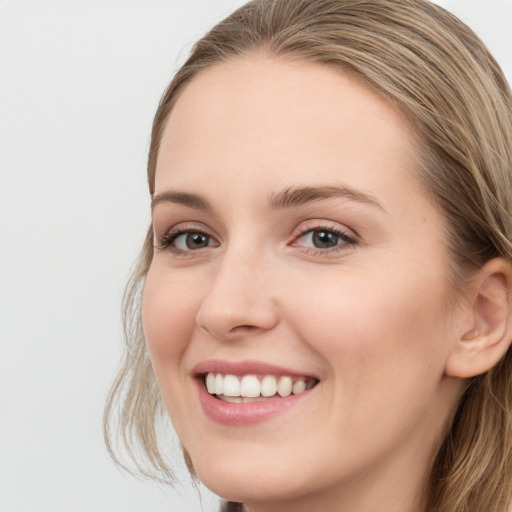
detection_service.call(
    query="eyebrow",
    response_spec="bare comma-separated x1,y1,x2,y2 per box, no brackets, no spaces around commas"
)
151,191,213,212
151,184,385,213
270,185,385,211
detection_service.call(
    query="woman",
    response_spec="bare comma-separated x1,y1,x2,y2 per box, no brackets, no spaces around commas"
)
104,0,512,510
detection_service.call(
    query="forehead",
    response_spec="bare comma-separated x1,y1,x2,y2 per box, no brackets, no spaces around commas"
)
155,56,425,213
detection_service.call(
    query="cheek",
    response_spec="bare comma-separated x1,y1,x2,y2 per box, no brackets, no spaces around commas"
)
142,265,198,370
282,273,456,458
284,266,453,384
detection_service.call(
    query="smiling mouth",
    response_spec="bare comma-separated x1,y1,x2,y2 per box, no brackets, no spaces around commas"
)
203,372,319,403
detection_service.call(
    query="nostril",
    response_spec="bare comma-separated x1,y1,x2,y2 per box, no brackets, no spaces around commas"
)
230,325,258,332
195,292,279,340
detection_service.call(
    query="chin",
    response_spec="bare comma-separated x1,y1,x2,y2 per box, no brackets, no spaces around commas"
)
189,448,314,505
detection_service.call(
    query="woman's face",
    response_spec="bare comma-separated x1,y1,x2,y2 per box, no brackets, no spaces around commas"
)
144,57,466,510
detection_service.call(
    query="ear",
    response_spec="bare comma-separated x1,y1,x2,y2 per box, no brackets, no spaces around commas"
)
445,258,512,378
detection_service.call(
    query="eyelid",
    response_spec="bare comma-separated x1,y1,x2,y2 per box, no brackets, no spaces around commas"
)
289,220,358,254
154,221,219,254
154,219,357,257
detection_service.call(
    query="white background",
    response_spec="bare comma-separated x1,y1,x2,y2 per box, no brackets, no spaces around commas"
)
1,1,511,511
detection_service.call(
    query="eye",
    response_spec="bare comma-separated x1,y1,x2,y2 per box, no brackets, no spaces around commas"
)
174,232,214,251
303,230,342,249
292,226,356,252
158,228,219,254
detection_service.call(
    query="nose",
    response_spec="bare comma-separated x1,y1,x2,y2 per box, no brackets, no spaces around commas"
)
195,249,279,341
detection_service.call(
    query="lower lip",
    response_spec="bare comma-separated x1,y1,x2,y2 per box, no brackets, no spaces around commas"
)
196,379,311,426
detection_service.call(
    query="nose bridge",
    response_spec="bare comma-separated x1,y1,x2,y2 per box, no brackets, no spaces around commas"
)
195,240,278,340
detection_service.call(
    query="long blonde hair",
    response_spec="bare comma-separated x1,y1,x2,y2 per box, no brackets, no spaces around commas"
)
104,1,512,509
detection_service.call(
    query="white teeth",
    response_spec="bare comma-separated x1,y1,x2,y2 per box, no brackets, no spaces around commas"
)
219,396,267,403
292,379,306,395
215,373,224,395
277,376,293,397
240,375,260,397
206,372,216,394
261,375,277,397
219,395,244,403
204,372,315,399
223,374,241,397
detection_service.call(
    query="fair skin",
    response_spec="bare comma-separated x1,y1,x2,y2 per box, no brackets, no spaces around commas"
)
142,56,503,512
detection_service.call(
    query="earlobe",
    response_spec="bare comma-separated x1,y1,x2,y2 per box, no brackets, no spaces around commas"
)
445,259,512,379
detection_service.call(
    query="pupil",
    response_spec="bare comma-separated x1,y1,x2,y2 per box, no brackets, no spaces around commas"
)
186,233,208,249
312,230,338,248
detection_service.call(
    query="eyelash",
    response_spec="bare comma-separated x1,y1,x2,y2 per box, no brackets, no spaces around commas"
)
156,223,357,256
156,226,217,254
291,224,357,255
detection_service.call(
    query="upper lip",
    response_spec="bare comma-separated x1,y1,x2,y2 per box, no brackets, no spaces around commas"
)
192,359,319,379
